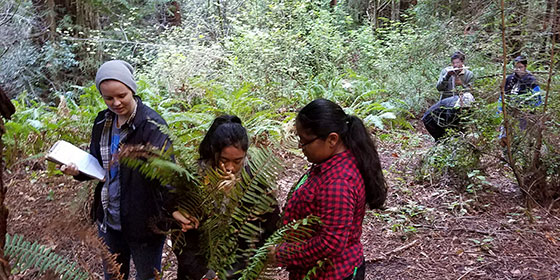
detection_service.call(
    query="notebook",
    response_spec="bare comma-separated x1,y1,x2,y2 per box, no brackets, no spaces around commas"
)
46,140,105,180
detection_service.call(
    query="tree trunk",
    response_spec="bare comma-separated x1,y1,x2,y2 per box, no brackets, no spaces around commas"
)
539,0,553,56
159,1,182,27
0,87,14,279
169,1,182,26
391,0,399,21
555,0,560,42
499,0,532,216
0,118,10,280
529,0,557,204
31,0,100,42
58,0,99,30
72,0,100,30
400,0,416,11
369,0,379,30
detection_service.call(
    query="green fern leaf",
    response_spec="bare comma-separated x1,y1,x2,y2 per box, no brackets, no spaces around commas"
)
120,145,289,279
4,234,88,279
239,215,322,280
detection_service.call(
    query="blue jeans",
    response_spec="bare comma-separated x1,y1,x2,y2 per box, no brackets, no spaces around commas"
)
99,225,165,280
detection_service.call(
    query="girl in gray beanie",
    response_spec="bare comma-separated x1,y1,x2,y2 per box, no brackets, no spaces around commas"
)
60,60,172,280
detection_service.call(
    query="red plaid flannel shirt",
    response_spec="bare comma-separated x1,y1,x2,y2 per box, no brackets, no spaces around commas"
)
277,150,366,279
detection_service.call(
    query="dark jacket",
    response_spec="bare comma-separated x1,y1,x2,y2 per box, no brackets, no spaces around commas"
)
174,204,280,280
505,72,538,96
76,98,171,242
497,72,542,114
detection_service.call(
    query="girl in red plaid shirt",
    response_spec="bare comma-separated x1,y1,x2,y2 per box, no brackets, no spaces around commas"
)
273,99,387,280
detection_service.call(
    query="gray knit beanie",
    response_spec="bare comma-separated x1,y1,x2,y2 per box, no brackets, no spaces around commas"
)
95,60,137,95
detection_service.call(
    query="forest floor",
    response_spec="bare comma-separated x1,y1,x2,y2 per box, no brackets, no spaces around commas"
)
5,121,560,280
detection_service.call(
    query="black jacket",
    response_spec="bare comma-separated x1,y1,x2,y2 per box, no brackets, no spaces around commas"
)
76,97,171,242
505,72,538,96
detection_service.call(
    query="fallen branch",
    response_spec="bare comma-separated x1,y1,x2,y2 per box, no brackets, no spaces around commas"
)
547,197,560,212
449,227,496,236
366,239,419,262
456,261,494,280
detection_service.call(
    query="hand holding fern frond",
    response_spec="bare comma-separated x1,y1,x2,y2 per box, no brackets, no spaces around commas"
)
172,211,200,232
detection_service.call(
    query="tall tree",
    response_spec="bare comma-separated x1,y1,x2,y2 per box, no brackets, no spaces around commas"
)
391,0,399,21
0,86,15,280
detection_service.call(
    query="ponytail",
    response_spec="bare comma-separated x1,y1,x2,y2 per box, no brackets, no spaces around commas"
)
297,99,387,209
343,115,387,209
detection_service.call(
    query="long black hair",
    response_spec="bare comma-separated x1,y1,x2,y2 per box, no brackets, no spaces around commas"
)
297,98,387,209
198,115,249,168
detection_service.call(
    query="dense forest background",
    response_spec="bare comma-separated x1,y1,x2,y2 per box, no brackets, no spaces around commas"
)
1,0,559,279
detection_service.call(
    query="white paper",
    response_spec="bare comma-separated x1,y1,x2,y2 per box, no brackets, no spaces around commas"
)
46,140,106,180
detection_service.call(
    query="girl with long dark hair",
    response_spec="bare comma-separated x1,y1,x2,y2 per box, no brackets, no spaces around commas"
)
172,115,280,280
274,99,387,280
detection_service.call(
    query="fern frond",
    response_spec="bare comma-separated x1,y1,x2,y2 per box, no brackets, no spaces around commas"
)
302,259,333,280
120,145,287,280
239,215,322,280
118,144,199,187
199,148,284,279
4,233,88,280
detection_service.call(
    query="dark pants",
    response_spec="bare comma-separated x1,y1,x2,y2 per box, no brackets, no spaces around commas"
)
422,109,462,141
173,230,209,280
423,115,447,141
99,225,165,280
343,262,365,280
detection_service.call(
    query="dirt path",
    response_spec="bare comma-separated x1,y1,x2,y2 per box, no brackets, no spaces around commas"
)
5,128,560,279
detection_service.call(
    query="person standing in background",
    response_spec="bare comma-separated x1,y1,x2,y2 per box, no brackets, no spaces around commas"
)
498,55,542,146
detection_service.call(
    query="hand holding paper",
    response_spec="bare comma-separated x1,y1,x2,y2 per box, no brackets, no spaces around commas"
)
47,140,106,180
59,163,79,176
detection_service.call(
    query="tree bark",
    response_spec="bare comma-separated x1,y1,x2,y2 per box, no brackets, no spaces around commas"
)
169,1,182,26
529,0,557,204
499,0,530,211
400,0,416,11
539,0,553,55
58,0,99,30
391,0,399,21
0,87,14,279
158,1,181,27
30,0,100,43
369,0,379,30
556,0,560,42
